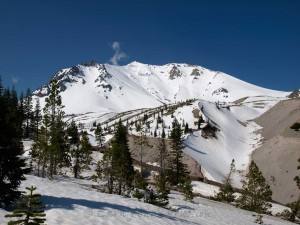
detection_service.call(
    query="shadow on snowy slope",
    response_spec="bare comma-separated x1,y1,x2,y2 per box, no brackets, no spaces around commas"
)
42,195,201,225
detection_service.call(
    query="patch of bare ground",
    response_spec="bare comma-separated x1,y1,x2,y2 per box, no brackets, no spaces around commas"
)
252,98,300,204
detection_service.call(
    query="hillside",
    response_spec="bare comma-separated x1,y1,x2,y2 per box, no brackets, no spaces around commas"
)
252,98,300,204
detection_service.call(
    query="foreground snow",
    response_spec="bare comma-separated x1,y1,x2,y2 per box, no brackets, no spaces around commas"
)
0,175,293,225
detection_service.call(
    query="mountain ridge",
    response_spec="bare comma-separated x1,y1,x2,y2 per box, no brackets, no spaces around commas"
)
33,61,289,115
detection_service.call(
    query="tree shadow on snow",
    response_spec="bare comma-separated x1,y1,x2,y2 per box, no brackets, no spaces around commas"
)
42,195,201,224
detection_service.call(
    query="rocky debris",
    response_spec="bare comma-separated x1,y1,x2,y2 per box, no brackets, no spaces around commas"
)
190,68,201,77
212,88,229,98
288,89,300,98
169,65,182,80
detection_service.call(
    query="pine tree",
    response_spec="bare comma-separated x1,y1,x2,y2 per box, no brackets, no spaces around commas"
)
167,118,187,185
134,126,152,177
95,123,105,148
5,186,46,225
236,161,272,214
182,177,193,201
43,78,68,179
31,115,50,178
161,128,166,139
71,131,92,178
95,121,134,195
0,85,30,207
214,159,236,203
153,175,169,206
184,122,189,134
23,88,33,139
158,138,167,177
32,98,42,140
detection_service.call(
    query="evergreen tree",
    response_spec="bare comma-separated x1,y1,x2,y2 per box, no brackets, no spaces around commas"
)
43,79,68,179
214,159,236,203
167,118,187,185
0,84,30,207
134,127,152,177
31,115,50,178
184,122,189,134
95,121,134,195
32,98,42,140
153,175,169,206
71,131,93,178
236,161,272,214
158,138,167,177
23,88,33,139
182,177,193,201
161,128,166,139
5,186,46,225
95,124,105,148
154,129,157,137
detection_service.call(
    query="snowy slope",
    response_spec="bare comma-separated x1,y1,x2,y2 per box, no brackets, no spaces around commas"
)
33,61,289,115
0,175,293,225
184,100,263,187
31,61,291,189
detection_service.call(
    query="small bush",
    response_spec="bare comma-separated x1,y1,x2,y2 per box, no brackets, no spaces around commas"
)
291,123,300,130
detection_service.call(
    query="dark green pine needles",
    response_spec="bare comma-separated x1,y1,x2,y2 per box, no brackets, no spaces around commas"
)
5,186,46,225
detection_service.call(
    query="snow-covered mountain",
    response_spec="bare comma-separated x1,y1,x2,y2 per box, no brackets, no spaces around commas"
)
32,61,293,189
33,61,289,115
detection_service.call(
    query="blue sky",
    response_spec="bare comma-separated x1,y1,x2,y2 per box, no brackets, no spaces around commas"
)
0,0,299,93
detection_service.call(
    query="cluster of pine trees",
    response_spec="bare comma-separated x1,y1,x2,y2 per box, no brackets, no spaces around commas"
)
31,79,93,179
94,117,193,206
0,79,30,208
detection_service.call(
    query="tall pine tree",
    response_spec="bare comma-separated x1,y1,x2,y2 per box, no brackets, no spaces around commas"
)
167,118,187,185
214,159,236,203
95,121,134,195
0,82,30,207
236,160,272,213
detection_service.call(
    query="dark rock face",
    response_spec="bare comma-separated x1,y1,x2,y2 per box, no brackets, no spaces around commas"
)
169,65,182,80
191,68,201,77
288,89,300,98
212,88,228,95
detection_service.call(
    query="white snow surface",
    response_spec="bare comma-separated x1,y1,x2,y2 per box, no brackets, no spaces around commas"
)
183,100,265,187
0,175,293,225
33,62,289,115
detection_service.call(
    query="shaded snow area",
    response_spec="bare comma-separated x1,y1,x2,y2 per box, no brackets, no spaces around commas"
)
0,175,293,225
184,100,264,187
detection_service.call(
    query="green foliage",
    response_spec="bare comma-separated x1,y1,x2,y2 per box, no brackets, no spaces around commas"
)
181,177,193,201
134,171,148,190
95,124,105,148
32,78,69,179
5,186,46,225
161,128,166,139
290,123,300,130
254,213,264,224
214,159,236,203
167,118,187,185
71,131,93,178
184,123,189,134
95,121,134,195
134,127,152,177
23,88,33,139
0,81,30,207
153,176,169,206
277,201,300,223
236,161,272,214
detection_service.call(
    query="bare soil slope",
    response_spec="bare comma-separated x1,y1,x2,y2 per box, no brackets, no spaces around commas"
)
252,98,300,204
